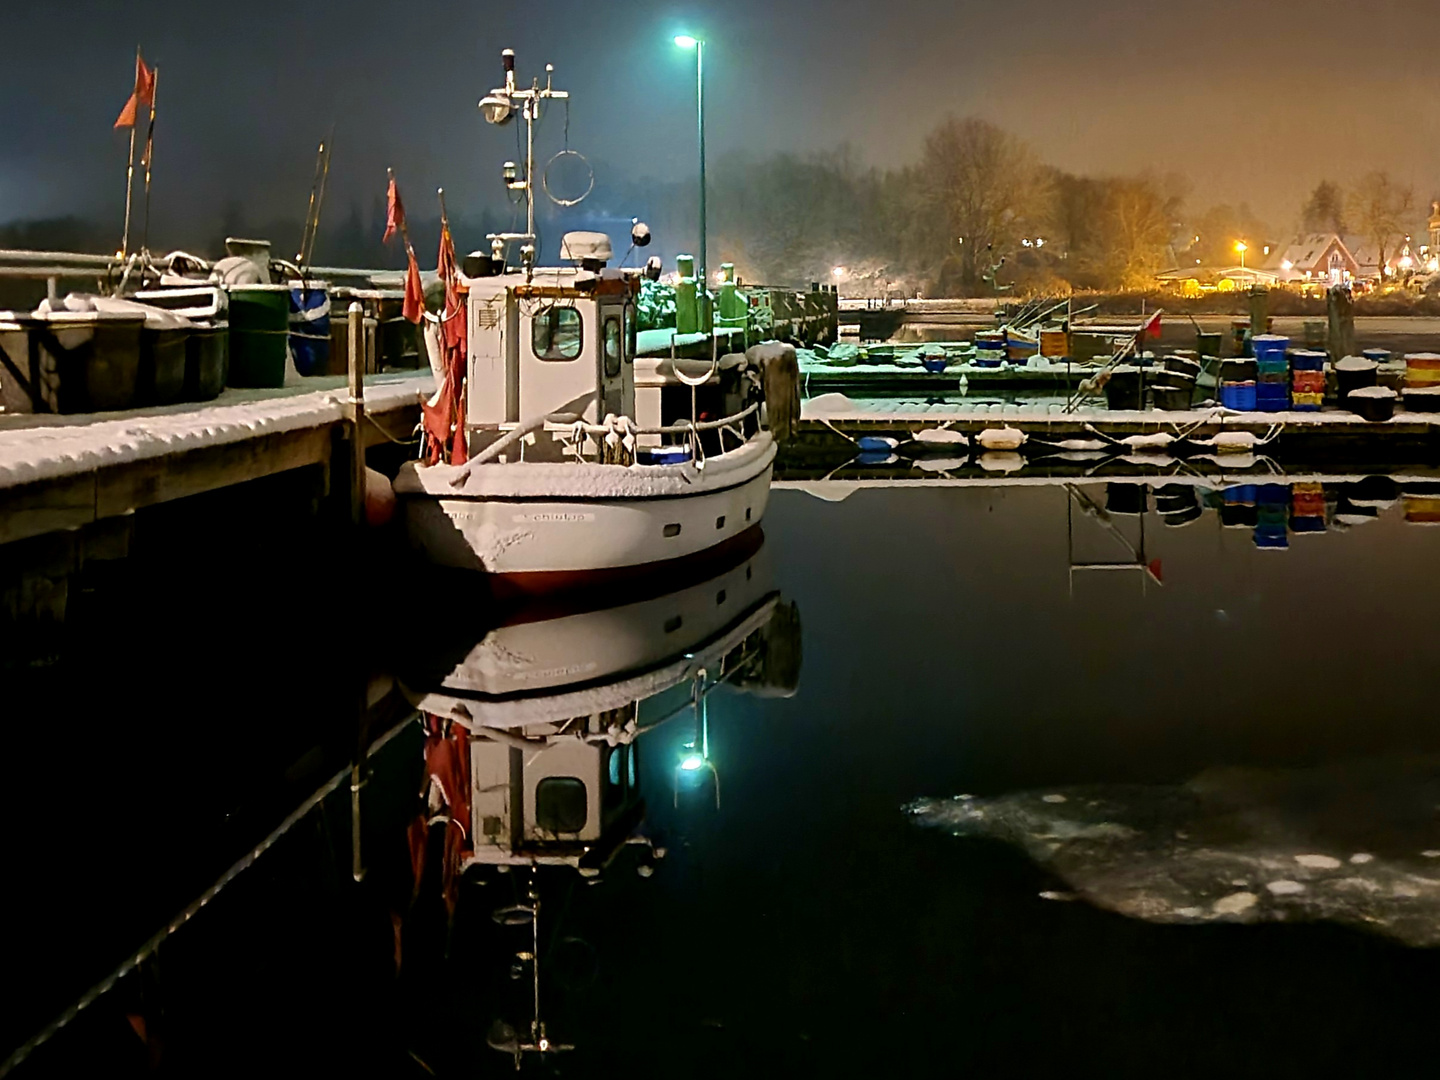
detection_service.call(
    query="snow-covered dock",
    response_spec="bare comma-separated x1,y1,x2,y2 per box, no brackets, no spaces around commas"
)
0,372,428,546
798,392,1440,443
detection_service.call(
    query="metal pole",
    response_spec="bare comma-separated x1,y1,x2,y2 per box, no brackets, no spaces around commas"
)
140,66,158,256
696,40,707,332
347,302,367,528
120,46,138,261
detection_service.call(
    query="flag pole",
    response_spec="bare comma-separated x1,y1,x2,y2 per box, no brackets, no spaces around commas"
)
119,45,139,258
386,167,418,264
140,65,159,256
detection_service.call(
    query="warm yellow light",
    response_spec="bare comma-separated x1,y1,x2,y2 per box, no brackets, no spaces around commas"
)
1280,259,1294,272
1234,241,1248,253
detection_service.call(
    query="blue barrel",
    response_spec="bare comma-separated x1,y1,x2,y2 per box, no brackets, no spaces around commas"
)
1290,349,1326,371
288,286,331,377
1362,348,1391,364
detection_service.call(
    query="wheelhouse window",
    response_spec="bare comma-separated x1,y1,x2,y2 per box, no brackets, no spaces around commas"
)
532,306,583,361
603,315,622,377
535,776,587,833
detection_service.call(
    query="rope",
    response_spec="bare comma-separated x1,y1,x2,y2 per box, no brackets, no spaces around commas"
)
366,414,421,445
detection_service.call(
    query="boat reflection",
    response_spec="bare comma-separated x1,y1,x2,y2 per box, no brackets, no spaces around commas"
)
397,538,800,1067
909,756,1440,947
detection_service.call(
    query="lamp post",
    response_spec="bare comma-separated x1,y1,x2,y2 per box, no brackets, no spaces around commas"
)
1236,240,1248,270
674,34,707,330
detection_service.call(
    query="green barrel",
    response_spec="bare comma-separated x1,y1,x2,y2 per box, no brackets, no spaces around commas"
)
676,279,698,335
227,285,290,388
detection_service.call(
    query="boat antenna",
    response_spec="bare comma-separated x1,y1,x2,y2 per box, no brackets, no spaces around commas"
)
480,49,568,281
297,125,334,268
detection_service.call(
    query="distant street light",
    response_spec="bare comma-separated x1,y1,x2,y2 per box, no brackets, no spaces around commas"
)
1235,240,1248,270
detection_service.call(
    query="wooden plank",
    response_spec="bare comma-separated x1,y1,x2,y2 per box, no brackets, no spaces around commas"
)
0,472,96,547
94,425,332,522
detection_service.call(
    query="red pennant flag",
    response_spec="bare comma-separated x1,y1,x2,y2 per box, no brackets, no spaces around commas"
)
114,53,155,129
383,177,405,243
421,221,469,464
403,249,424,324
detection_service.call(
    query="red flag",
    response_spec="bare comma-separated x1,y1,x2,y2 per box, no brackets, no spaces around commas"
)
421,221,469,464
403,250,424,324
114,53,155,129
383,176,405,243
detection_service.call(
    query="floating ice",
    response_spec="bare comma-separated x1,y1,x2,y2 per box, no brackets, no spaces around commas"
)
1295,854,1342,870
1214,891,1258,915
1267,880,1306,895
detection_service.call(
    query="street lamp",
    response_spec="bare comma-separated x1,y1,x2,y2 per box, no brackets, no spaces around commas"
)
1235,240,1248,270
674,33,707,331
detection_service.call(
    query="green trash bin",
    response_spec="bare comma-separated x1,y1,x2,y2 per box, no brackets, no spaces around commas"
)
226,285,290,388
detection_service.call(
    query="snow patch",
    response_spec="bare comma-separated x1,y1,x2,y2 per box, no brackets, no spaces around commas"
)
1041,794,1068,804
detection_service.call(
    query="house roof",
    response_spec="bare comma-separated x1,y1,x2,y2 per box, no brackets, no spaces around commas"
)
1273,233,1352,271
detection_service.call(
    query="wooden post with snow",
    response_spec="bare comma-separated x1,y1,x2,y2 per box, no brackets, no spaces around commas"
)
347,301,366,527
1327,285,1355,363
1247,286,1269,340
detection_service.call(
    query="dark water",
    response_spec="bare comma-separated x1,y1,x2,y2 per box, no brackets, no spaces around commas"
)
6,477,1440,1077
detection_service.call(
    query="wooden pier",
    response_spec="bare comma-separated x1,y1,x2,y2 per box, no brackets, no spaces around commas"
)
0,372,427,548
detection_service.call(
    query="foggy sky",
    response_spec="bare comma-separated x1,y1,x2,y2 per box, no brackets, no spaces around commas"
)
4,0,1440,253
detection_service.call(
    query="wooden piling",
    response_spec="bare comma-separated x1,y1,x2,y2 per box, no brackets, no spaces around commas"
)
1328,285,1356,362
347,301,366,526
1247,286,1269,338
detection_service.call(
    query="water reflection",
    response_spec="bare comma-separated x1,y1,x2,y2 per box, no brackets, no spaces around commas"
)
396,540,801,1067
909,757,1440,947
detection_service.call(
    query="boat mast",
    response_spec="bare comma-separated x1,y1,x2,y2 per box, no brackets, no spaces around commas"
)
480,50,567,281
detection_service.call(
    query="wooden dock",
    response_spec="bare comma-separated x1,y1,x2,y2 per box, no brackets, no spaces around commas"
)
791,396,1440,465
0,372,427,548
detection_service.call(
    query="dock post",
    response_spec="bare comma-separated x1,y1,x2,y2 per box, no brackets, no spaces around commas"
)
1327,286,1355,363
347,301,366,527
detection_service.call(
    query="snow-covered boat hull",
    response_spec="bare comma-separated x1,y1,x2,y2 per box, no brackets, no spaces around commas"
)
395,433,775,589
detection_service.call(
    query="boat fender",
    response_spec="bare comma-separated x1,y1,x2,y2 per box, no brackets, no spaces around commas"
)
912,427,969,447
855,435,899,452
978,451,1025,473
1118,432,1175,452
975,426,1026,451
365,467,396,527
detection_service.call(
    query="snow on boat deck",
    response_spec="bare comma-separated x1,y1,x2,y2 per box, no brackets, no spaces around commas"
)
0,372,430,490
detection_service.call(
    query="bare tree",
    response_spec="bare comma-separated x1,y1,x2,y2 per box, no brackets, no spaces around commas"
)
1101,173,1186,288
918,116,1047,294
1300,180,1346,234
1348,171,1414,277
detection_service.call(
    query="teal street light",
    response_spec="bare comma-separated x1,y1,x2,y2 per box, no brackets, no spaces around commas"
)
674,33,707,331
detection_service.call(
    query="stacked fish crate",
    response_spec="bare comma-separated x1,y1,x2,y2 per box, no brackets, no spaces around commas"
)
1289,350,1326,411
1251,334,1289,411
1254,483,1290,549
1290,482,1327,534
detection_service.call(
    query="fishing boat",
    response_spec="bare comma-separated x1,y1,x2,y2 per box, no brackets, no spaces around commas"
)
394,50,789,592
399,537,800,872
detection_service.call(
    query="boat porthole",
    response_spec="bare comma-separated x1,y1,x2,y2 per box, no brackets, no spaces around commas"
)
715,515,726,530
716,589,727,605
663,523,682,538
745,507,752,521
664,615,683,633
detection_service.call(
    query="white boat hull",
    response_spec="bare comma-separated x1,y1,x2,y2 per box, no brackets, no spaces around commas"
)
395,433,775,588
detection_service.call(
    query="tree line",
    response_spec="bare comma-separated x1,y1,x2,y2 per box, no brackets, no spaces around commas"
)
692,116,1428,298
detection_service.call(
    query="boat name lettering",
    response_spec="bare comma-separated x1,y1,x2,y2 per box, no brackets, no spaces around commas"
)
513,511,596,523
